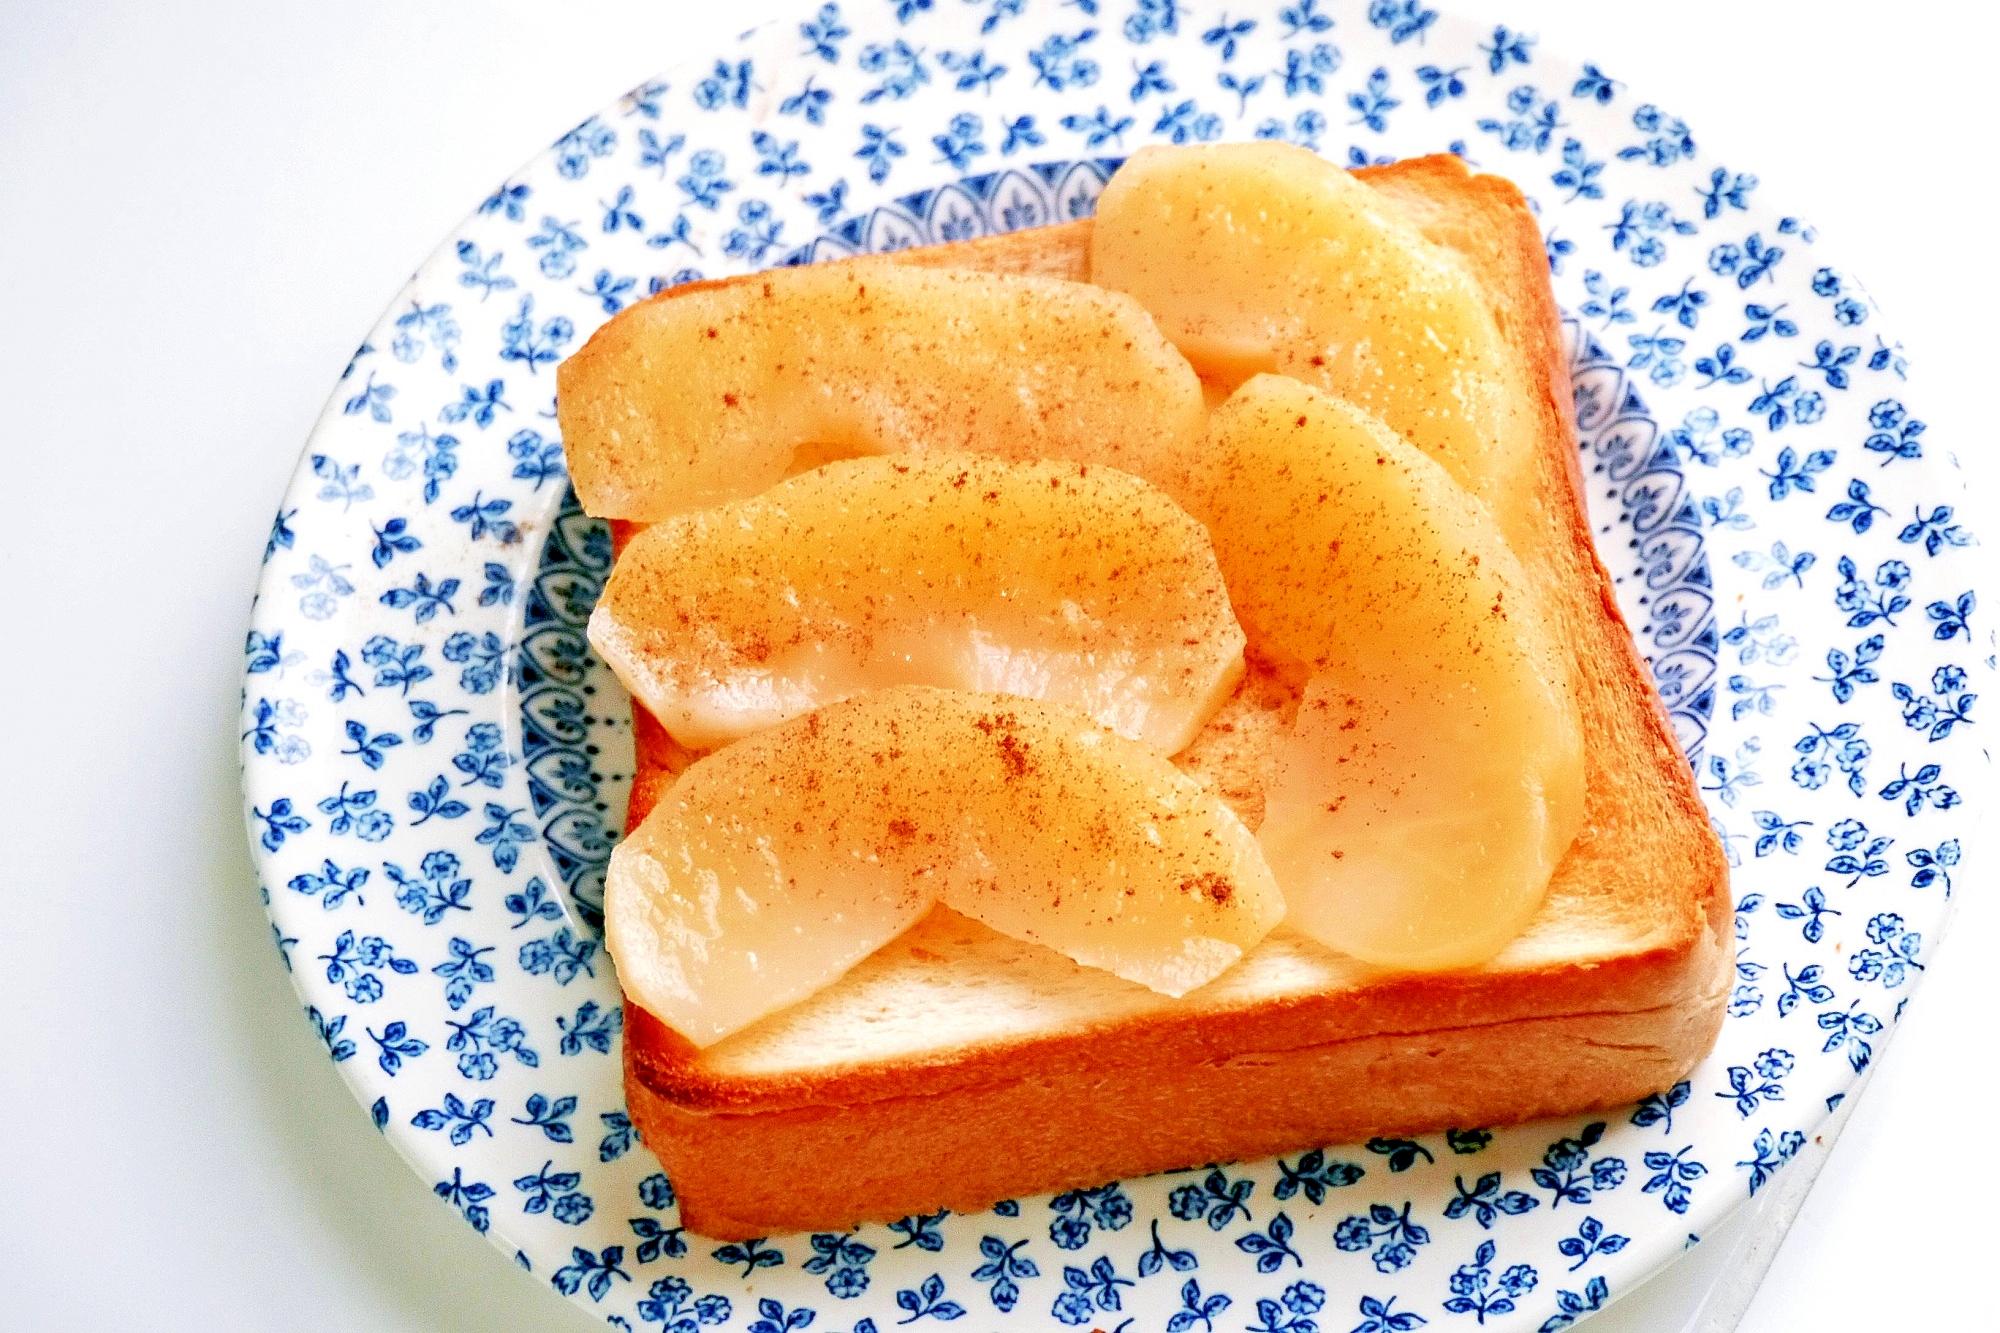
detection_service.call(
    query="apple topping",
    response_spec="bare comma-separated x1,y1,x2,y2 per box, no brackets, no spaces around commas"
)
605,687,1284,1046
589,453,1245,753
1184,376,1585,969
1089,142,1541,549
557,262,1207,521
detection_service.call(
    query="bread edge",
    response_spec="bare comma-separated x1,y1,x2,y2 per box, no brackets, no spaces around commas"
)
633,973,1729,1239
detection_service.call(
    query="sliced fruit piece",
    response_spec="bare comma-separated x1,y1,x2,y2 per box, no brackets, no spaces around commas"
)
605,687,1284,1046
589,453,1246,753
931,700,1281,997
1089,142,1540,546
1185,376,1584,970
557,262,1208,520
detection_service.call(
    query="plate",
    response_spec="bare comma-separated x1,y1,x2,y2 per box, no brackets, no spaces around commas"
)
240,2,1985,1327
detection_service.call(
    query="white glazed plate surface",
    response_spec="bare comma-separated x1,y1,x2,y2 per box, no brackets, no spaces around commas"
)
240,2,1986,1328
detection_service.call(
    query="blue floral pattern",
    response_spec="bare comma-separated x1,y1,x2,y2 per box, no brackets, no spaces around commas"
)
243,2,1984,1328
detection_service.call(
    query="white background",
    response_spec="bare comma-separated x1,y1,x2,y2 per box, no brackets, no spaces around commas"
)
0,1,1992,1327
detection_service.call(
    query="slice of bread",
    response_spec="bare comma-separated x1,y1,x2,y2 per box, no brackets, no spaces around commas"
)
598,154,1730,1241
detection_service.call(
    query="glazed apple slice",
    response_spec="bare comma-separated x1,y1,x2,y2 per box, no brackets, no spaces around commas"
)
1185,376,1585,969
1089,142,1540,548
557,262,1207,520
605,687,1285,1046
588,453,1246,753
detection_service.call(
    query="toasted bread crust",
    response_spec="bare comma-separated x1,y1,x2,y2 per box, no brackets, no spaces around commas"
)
632,982,1728,1239
602,155,1730,1239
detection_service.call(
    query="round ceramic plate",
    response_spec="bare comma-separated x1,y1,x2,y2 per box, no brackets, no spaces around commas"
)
240,2,1986,1327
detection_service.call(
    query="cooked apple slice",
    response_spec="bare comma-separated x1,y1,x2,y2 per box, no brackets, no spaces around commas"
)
1185,376,1584,970
588,453,1245,753
605,687,1284,1046
557,262,1208,520
1089,142,1540,546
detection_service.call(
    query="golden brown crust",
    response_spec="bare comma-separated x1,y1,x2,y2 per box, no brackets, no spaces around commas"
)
632,978,1729,1240
606,155,1730,1239
879,219,1095,282
614,221,1095,311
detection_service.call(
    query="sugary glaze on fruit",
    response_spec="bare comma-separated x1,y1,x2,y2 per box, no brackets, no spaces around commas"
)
588,453,1246,753
605,687,1284,1046
1089,142,1544,556
1186,375,1585,968
557,262,1207,521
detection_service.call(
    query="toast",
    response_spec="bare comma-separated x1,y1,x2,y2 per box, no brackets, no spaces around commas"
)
595,154,1731,1240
